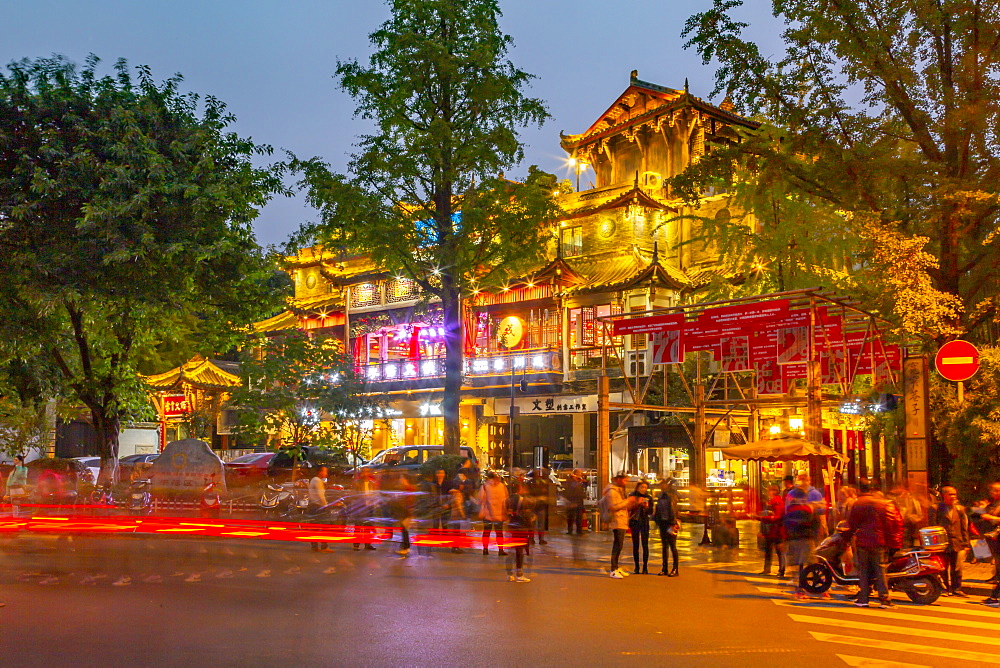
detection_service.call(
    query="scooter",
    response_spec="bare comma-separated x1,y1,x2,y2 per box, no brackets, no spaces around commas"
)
126,479,153,515
799,522,947,604
89,483,116,512
260,482,295,516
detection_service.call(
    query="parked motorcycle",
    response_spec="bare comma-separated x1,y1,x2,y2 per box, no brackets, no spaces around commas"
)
260,482,296,517
89,483,116,512
799,522,947,604
126,479,153,515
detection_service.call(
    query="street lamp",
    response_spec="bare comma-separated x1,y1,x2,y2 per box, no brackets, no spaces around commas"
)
568,158,589,192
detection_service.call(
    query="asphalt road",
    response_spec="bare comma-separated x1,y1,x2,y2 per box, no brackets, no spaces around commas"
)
1,527,998,667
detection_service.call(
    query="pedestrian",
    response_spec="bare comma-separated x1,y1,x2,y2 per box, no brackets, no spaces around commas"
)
758,484,786,578
478,471,509,556
562,469,586,535
603,472,634,579
783,473,824,599
928,485,970,597
848,480,903,608
971,482,1000,584
505,481,534,582
388,472,416,557
688,483,710,546
780,475,795,500
308,466,330,553
352,468,378,551
5,454,28,517
416,469,450,557
628,480,653,574
653,479,679,577
448,487,466,553
528,467,550,545
889,483,925,548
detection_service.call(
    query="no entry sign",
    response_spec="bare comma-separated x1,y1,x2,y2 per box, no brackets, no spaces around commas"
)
935,340,980,382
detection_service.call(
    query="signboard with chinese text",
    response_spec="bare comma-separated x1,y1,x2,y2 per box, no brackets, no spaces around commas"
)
162,395,189,418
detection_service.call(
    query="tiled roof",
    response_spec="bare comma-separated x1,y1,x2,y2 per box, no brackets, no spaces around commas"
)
145,356,242,391
254,310,299,333
564,247,689,295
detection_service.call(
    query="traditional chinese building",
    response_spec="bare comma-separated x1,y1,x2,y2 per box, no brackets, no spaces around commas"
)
257,72,761,473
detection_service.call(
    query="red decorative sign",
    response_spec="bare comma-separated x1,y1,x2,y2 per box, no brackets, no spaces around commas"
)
162,394,190,418
935,340,980,382
611,313,684,336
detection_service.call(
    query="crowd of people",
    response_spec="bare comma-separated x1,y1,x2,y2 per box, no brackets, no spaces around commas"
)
750,473,1000,608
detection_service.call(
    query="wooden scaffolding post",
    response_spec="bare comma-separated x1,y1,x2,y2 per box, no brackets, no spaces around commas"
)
597,373,611,498
693,383,706,490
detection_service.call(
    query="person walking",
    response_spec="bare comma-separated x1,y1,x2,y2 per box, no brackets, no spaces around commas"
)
528,468,551,545
562,469,586,535
972,482,1000,584
783,473,824,599
929,485,970,597
688,483,711,546
889,483,925,548
505,481,535,582
758,484,786,578
307,466,330,552
447,486,466,553
5,454,28,517
387,472,416,557
848,481,903,608
653,479,679,577
604,473,634,579
478,471,509,556
352,468,378,552
628,480,653,574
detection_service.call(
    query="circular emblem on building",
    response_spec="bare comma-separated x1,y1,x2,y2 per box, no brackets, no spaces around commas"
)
305,273,318,289
598,218,616,239
497,316,524,349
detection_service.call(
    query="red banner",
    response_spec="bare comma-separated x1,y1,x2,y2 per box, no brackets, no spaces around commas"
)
162,394,189,418
611,313,684,336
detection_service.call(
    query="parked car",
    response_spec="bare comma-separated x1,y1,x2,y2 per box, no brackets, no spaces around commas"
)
119,453,160,480
225,452,275,487
356,445,477,476
265,446,364,483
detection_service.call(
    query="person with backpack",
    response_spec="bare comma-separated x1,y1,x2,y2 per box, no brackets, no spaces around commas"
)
602,472,635,579
783,473,825,599
654,479,680,576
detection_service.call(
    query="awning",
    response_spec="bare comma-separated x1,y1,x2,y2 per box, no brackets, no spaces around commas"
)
720,436,846,463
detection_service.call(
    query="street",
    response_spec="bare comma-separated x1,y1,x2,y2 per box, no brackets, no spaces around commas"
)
2,524,997,667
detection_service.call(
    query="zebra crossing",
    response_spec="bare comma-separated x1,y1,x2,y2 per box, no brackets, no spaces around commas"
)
736,572,1000,666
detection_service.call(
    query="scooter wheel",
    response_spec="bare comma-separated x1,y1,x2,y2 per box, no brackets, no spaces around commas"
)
901,576,942,605
799,564,833,594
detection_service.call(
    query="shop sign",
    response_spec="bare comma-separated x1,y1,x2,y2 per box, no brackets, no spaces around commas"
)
495,394,595,414
162,394,189,418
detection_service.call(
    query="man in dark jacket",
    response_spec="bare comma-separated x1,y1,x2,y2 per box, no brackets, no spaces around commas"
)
653,480,679,576
758,484,786,578
929,486,970,596
848,481,903,608
562,470,586,535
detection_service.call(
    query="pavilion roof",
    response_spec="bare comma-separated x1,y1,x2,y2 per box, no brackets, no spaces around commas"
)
564,246,689,295
145,355,241,392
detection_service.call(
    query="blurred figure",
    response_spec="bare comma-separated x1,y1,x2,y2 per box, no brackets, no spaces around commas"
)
5,454,28,517
352,468,378,552
848,480,902,608
528,467,550,545
604,472,633,579
417,469,450,557
688,483,710,546
889,483,924,548
308,466,330,552
453,468,477,520
505,481,534,582
628,480,653,574
389,472,416,557
447,486,466,553
780,475,795,500
758,484,786,578
654,479,679,577
971,482,1000,584
478,471,508,556
928,485,970,596
784,473,824,599
562,469,586,536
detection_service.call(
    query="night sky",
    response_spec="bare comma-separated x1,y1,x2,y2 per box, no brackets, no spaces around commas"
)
1,0,781,248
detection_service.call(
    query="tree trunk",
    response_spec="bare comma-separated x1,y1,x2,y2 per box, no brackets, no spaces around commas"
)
92,408,121,485
441,281,463,456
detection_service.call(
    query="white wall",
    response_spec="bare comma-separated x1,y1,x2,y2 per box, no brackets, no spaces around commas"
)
119,426,159,457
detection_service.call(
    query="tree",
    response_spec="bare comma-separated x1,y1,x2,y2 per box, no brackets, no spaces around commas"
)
290,0,560,456
229,330,384,459
0,56,284,482
675,0,1000,340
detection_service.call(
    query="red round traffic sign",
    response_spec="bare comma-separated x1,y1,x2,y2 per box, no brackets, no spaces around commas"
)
935,340,980,381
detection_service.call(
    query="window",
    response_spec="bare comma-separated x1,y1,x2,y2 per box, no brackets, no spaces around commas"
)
560,225,583,257
385,278,419,304
351,283,381,308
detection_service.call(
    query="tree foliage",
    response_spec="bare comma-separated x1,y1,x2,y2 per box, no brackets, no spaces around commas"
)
230,330,384,458
290,0,561,454
0,55,285,481
676,0,1000,340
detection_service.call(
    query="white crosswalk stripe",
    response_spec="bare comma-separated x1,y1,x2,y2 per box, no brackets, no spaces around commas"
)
735,572,1000,666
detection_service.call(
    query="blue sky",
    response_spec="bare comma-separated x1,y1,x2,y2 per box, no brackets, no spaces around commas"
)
1,0,781,248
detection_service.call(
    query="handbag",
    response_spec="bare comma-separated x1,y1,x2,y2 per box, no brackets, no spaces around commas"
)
972,538,992,561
